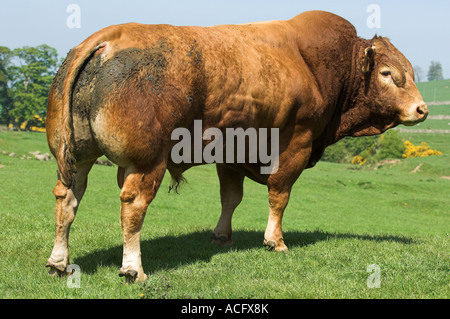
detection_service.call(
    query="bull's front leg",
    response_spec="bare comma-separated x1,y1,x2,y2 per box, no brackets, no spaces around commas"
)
263,132,312,252
264,188,290,251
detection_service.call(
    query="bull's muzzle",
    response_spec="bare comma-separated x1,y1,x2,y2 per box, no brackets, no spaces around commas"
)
401,103,429,126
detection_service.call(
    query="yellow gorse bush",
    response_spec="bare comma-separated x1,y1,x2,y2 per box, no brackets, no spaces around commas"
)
29,126,46,132
402,141,443,159
351,155,367,165
9,115,46,132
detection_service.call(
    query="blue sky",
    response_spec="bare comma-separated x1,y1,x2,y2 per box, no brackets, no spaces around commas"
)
1,0,448,78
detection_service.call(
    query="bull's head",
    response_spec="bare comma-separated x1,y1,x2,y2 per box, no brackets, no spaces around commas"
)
361,36,428,127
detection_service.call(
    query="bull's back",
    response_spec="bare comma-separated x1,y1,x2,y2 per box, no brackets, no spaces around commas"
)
48,20,314,167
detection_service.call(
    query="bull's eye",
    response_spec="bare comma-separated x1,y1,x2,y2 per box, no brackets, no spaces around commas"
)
380,70,391,77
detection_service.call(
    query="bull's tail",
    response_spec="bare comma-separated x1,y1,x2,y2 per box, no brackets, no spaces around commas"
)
57,27,120,187
168,169,187,194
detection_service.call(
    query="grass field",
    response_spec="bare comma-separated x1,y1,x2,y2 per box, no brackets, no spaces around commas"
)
0,128,448,299
416,79,450,103
398,83,450,131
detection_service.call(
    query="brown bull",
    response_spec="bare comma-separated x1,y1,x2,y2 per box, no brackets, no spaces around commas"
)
46,10,428,282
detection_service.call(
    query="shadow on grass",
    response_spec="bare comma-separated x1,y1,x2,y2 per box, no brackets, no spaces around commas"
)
73,229,414,276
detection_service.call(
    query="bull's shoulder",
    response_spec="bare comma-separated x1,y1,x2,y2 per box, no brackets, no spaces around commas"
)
289,10,357,35
288,10,357,51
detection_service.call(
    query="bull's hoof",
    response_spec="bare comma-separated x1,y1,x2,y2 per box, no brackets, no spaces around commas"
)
263,239,288,252
47,267,68,277
210,232,233,247
119,268,147,284
46,260,71,277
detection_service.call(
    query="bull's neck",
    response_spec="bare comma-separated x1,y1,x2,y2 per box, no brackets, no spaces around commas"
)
306,38,371,168
333,38,377,141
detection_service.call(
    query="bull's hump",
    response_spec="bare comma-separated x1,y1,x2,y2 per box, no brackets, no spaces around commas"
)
290,10,357,37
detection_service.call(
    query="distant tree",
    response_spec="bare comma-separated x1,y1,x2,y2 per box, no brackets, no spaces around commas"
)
0,46,14,125
427,61,444,81
413,65,424,83
7,45,59,129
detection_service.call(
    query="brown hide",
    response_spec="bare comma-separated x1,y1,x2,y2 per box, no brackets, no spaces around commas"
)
48,10,426,181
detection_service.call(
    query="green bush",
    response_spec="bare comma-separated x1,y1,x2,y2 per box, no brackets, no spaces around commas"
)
375,130,405,161
321,136,377,163
321,130,405,164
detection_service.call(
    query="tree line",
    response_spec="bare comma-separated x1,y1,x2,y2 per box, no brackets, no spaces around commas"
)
0,45,59,130
414,61,444,83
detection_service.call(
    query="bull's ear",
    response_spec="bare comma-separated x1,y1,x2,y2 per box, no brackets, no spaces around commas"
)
361,46,375,74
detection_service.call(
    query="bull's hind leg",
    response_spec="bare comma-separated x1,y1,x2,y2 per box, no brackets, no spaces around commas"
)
210,164,245,246
118,158,167,283
46,160,96,276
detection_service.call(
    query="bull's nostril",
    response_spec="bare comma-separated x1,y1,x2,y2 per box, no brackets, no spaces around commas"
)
416,106,424,115
416,104,428,117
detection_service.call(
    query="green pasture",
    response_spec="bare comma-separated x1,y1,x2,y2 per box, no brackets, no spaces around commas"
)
427,104,450,116
416,79,450,103
399,118,450,131
0,130,448,299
